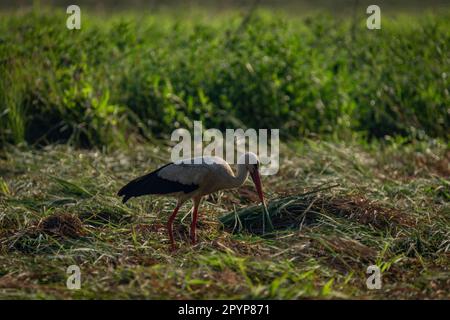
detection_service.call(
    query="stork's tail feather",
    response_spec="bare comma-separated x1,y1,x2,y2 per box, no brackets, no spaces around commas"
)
117,185,132,203
117,175,150,203
119,193,132,204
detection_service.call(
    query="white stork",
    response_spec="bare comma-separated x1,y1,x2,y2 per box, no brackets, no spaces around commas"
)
117,152,264,250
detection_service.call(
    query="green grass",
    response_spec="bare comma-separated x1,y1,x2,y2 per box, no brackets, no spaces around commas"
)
0,8,449,148
0,138,448,299
0,6,448,300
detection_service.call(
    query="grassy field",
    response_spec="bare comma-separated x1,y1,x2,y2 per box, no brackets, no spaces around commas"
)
0,5,449,299
0,8,449,147
0,138,448,299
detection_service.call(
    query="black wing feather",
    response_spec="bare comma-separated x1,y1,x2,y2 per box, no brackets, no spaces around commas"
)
117,163,199,203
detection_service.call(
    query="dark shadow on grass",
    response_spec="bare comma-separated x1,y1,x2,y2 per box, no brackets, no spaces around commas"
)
2,212,87,254
79,207,133,226
220,193,413,236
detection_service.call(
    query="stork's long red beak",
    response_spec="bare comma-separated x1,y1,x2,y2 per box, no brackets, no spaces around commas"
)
250,170,264,204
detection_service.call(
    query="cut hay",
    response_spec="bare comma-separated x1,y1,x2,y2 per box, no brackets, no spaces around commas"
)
220,184,339,234
1,213,85,253
38,213,85,238
220,184,412,234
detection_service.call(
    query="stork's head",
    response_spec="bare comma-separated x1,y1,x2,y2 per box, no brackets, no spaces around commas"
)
239,152,264,204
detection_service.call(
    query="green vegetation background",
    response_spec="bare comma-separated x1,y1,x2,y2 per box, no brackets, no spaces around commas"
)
0,7,448,148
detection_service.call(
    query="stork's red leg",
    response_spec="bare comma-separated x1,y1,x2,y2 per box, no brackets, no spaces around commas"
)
190,197,201,245
167,204,181,250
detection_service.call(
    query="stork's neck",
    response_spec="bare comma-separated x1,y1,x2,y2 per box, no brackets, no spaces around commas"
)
229,164,249,188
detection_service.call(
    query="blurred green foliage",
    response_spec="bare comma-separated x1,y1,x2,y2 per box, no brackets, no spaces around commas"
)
0,9,448,148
